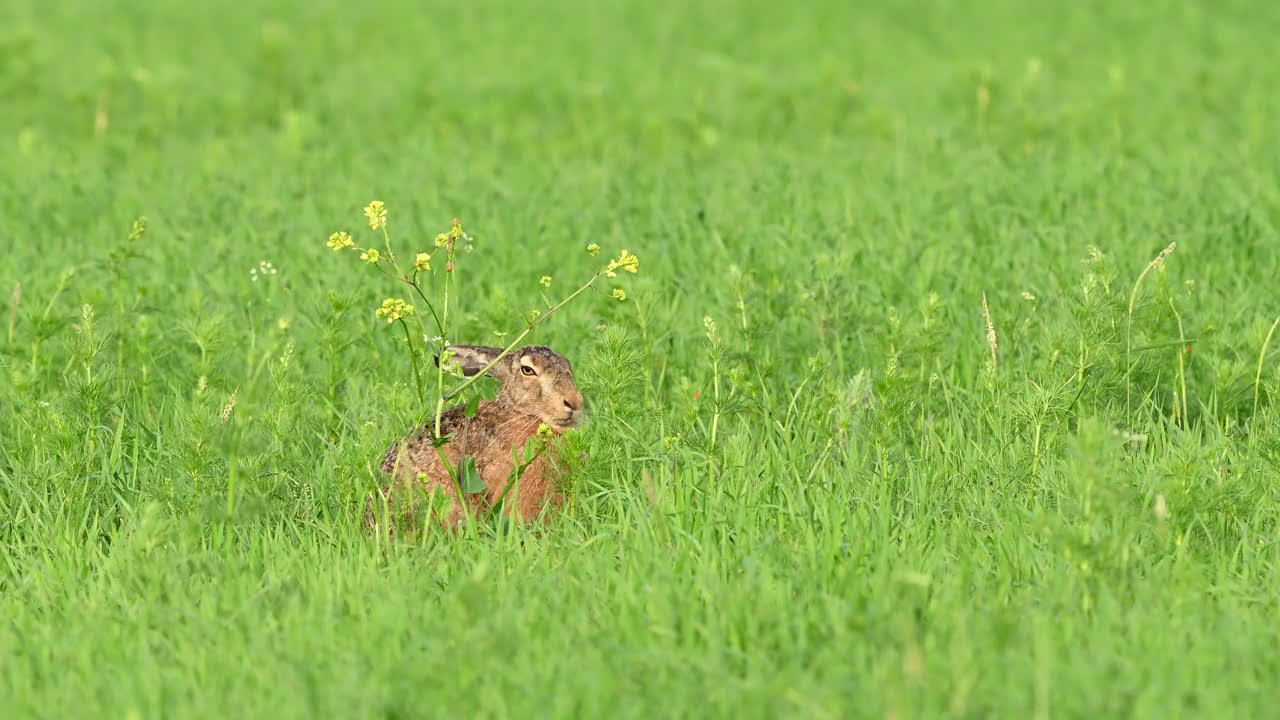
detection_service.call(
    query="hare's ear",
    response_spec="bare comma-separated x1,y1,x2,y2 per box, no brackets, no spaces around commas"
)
438,345,510,381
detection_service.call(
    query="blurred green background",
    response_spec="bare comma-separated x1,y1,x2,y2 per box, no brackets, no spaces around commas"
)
3,1,1279,717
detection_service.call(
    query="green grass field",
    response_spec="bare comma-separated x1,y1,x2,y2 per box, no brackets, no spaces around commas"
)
4,0,1280,717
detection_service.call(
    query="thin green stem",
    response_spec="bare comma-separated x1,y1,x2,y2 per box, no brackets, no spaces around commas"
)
431,445,476,532
380,227,397,268
1032,421,1042,476
1126,242,1176,424
224,455,238,548
1254,314,1280,419
1169,297,1189,425
444,269,607,401
399,319,425,404
405,278,445,338
782,364,816,431
7,281,18,345
710,354,721,453
433,243,456,438
376,229,437,340
365,232,442,415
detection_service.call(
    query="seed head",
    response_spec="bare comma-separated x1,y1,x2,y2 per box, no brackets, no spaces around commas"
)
127,217,147,243
981,292,998,371
703,315,719,345
220,388,239,423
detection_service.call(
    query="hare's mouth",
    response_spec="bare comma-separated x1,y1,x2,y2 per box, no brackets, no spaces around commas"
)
547,412,580,431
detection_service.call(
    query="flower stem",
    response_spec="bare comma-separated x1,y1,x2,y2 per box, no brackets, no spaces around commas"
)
710,353,721,453
369,229,443,411
443,269,605,401
399,320,425,404
404,278,445,338
1253,314,1280,419
433,243,456,438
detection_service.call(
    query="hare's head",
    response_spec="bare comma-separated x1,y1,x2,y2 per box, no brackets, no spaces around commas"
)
446,344,584,431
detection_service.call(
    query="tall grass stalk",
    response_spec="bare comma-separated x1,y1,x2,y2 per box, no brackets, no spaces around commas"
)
1254,314,1280,419
1125,242,1177,423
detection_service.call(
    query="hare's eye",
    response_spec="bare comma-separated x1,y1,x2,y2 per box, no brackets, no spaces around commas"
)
520,365,537,377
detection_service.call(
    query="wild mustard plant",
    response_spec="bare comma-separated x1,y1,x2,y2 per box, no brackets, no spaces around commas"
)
326,200,640,494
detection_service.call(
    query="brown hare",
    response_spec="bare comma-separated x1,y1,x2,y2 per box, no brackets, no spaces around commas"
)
366,344,583,534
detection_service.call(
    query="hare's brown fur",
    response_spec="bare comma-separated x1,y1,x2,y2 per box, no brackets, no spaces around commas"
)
365,345,582,535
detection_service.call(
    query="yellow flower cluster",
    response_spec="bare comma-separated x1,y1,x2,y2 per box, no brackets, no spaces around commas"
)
374,298,414,323
606,249,639,277
611,288,626,301
327,231,354,250
361,249,380,264
540,276,553,288
364,200,387,230
414,253,432,271
586,243,600,256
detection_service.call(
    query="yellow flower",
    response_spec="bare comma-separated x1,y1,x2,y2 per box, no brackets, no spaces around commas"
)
327,231,354,250
374,298,414,323
606,249,639,277
586,243,600,256
611,287,626,301
364,200,387,230
540,276,552,288
360,248,381,263
536,422,554,439
528,309,542,323
434,233,449,248
414,253,432,271
448,218,464,240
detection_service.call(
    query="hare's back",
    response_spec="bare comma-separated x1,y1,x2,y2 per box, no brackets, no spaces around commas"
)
380,405,474,475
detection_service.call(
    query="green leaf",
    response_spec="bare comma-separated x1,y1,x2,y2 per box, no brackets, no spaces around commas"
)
464,396,480,418
458,457,485,494
520,436,541,464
